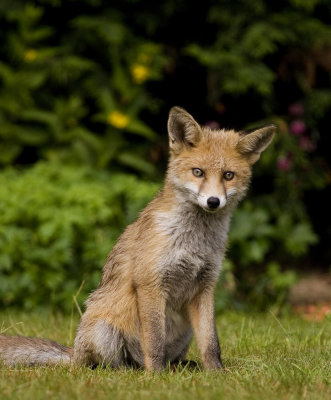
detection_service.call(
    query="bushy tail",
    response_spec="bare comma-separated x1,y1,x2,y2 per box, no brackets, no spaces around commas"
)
0,335,73,366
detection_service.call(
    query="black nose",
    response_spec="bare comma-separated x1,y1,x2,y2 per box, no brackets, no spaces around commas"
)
207,197,220,209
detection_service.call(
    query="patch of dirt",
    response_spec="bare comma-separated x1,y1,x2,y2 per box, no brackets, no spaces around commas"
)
289,273,331,321
289,273,331,305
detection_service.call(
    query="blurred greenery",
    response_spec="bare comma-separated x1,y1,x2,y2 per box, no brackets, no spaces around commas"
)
0,0,330,311
0,162,159,311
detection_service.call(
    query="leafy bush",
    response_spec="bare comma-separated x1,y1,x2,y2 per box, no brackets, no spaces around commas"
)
0,0,330,311
0,162,159,310
216,102,327,311
0,1,166,174
187,0,331,101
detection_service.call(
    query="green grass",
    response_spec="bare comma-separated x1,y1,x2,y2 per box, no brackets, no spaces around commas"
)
0,310,330,400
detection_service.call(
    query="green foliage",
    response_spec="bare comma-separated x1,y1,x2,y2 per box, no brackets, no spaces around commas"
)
221,111,325,309
0,1,166,173
0,162,159,310
0,0,330,310
187,0,331,102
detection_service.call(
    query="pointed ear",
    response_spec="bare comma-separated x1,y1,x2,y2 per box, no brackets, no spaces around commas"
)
236,124,276,164
167,107,202,153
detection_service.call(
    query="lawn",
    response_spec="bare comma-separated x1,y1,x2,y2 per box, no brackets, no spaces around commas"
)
0,310,330,400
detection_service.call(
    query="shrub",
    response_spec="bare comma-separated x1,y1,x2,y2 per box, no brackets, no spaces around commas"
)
0,1,166,174
0,162,159,310
0,0,330,311
216,107,326,311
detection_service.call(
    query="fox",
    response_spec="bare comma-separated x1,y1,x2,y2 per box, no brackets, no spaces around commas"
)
0,107,276,370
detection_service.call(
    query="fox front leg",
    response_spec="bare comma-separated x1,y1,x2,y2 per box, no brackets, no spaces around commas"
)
188,288,223,370
137,288,166,371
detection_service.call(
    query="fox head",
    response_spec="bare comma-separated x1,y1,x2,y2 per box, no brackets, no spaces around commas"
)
166,107,276,213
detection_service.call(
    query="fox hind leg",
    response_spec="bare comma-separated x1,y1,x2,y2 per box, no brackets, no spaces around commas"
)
74,318,126,368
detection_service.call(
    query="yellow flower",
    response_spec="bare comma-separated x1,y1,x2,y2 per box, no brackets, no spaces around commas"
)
131,64,149,84
107,111,129,129
24,49,37,62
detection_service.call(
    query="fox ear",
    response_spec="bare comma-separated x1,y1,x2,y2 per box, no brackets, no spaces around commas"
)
237,124,276,164
167,107,202,153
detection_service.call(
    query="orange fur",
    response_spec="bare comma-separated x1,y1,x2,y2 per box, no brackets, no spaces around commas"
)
0,107,276,370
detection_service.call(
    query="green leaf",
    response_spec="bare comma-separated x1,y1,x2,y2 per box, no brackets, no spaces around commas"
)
116,152,155,174
126,118,157,140
285,223,318,256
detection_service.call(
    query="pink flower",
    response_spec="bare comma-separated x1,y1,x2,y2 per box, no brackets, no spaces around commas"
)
288,103,304,116
290,120,306,136
277,155,292,172
203,120,221,129
299,136,315,151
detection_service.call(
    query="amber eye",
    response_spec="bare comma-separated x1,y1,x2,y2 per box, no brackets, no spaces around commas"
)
223,171,234,181
192,168,204,177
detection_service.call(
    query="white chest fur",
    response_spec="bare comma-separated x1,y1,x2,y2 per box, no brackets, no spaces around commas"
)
154,205,230,306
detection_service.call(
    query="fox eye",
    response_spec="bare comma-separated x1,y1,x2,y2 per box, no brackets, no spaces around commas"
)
223,171,234,181
192,168,204,177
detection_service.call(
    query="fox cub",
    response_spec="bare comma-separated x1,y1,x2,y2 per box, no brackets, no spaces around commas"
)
0,107,276,370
